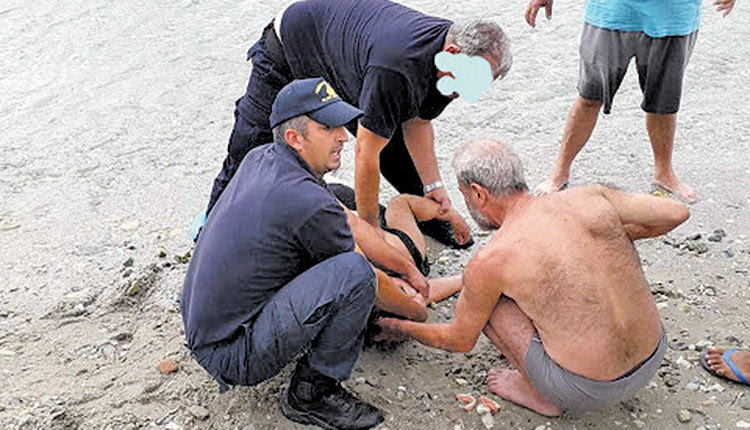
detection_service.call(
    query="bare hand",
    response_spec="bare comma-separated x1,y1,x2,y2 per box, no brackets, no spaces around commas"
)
406,267,430,299
425,186,452,217
526,0,553,28
714,0,735,16
449,211,472,245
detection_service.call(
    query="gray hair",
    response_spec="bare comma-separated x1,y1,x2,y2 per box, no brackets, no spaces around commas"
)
452,138,528,196
273,115,309,144
447,20,512,79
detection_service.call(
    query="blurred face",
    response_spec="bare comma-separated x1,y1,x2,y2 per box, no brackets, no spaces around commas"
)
435,44,502,99
459,183,499,231
288,119,349,178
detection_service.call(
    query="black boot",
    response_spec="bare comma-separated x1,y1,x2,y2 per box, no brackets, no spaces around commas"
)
281,359,384,430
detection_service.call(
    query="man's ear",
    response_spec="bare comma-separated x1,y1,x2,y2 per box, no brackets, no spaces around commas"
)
444,42,461,55
469,182,488,207
285,128,305,152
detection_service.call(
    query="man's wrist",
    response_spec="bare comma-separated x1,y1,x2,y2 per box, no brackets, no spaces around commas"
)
423,180,444,194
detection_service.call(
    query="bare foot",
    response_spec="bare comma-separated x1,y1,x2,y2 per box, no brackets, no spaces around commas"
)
653,174,699,203
534,175,568,196
703,348,750,384
487,367,562,416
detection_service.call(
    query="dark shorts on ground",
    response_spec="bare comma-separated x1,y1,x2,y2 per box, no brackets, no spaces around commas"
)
382,226,430,276
524,329,667,415
578,23,698,114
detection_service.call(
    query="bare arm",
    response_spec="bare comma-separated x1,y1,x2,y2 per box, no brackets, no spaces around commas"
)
354,124,390,227
374,269,428,322
714,0,736,16
377,251,504,352
525,0,553,28
386,194,471,245
401,117,452,214
600,186,690,240
342,203,430,297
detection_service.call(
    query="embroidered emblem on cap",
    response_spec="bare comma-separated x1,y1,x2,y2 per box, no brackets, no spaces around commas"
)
315,80,339,102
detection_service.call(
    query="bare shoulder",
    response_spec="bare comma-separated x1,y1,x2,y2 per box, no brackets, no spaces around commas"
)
561,184,611,202
550,185,622,235
464,240,515,289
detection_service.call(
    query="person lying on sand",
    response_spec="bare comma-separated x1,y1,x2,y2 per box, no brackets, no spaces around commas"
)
340,189,470,321
700,347,750,386
377,138,690,416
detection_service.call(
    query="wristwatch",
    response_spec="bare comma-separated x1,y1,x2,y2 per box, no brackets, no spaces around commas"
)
423,180,444,194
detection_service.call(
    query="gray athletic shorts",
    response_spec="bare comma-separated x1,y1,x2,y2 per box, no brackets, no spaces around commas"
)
524,329,667,415
578,23,698,114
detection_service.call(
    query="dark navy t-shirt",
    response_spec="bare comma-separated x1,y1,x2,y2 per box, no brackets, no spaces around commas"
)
181,142,354,350
280,0,453,139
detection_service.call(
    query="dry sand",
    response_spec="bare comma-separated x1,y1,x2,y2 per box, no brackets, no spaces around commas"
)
0,0,748,428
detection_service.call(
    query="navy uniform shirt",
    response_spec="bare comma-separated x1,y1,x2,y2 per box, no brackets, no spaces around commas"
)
181,142,354,350
278,0,453,139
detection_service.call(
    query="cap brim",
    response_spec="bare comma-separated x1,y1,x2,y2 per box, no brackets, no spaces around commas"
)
307,100,363,129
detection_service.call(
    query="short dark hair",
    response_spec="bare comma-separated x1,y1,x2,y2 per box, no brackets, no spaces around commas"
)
273,115,310,144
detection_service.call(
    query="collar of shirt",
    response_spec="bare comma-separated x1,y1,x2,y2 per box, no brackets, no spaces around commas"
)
273,141,328,188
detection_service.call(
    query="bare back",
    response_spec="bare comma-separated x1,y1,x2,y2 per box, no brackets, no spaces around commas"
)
486,187,663,380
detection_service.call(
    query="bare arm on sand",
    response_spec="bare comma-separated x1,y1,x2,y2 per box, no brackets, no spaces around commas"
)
599,186,690,241
377,251,504,352
386,194,472,249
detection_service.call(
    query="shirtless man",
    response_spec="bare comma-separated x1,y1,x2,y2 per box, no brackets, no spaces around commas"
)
378,138,689,415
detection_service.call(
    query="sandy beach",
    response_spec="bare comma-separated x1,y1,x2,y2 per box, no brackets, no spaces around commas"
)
0,0,748,428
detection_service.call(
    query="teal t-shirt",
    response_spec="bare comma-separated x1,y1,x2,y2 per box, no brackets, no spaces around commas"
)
584,0,701,37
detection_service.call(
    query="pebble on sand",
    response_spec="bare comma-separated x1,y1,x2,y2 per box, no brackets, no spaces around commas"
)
677,409,691,423
188,405,210,421
157,358,179,374
120,220,140,232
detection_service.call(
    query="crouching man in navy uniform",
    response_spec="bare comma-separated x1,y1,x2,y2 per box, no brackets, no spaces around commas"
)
181,78,384,430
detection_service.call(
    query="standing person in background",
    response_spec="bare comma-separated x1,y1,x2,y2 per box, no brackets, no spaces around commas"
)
527,0,736,203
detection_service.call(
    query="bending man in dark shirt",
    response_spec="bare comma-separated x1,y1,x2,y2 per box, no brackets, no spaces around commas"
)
181,78,385,430
204,0,512,248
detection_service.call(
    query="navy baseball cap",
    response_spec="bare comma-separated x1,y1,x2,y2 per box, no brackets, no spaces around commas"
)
269,78,363,129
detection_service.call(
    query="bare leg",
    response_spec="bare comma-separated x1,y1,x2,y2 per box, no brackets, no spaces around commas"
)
647,113,699,203
482,297,562,416
704,348,750,383
536,96,602,195
427,275,462,303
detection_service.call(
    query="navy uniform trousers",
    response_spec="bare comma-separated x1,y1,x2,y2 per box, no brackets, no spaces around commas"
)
193,252,377,391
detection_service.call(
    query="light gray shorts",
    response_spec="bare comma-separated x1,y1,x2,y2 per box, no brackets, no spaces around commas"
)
578,23,698,114
524,330,667,415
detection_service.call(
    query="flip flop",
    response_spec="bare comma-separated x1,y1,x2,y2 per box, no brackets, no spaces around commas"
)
699,348,750,386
